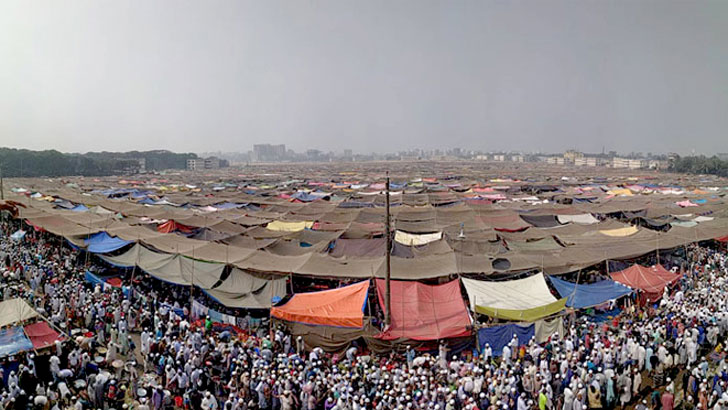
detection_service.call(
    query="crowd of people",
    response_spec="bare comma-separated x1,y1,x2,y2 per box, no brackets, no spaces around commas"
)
1,218,728,410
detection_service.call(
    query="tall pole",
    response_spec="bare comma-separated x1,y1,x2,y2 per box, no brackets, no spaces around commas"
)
0,165,4,200
384,171,392,326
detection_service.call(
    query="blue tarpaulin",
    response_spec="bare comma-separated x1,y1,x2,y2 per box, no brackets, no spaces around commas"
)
550,277,633,309
84,271,129,297
70,204,89,212
84,232,132,253
0,327,33,357
477,323,534,356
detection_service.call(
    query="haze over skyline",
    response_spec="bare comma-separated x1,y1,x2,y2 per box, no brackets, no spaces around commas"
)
1,1,727,156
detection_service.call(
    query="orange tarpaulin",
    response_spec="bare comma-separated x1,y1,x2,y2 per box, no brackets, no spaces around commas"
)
375,279,472,341
271,281,369,328
610,264,680,301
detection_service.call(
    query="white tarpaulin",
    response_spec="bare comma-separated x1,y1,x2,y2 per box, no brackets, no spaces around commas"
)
461,273,558,311
394,230,442,246
0,298,39,328
556,214,599,225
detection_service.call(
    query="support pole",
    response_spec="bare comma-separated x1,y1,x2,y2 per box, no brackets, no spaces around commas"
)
384,171,392,326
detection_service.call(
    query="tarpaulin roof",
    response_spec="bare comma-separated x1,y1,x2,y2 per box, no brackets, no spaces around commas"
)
519,214,562,228
462,274,566,321
0,298,39,328
549,277,632,309
83,231,133,253
610,264,680,294
375,279,471,341
271,281,369,328
556,214,599,225
23,321,62,349
203,268,287,309
0,327,33,357
461,273,558,311
474,299,567,322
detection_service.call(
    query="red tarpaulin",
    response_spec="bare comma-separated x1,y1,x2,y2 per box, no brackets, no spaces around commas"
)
23,322,62,349
717,235,728,243
271,281,369,328
157,220,196,234
375,279,471,341
610,264,680,301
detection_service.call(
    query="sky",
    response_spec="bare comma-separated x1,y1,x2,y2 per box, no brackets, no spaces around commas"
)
1,1,727,156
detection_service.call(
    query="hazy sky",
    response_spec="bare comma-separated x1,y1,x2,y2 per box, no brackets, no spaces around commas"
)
1,1,727,155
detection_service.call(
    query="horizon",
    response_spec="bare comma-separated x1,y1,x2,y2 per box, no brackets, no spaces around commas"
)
2,1,727,155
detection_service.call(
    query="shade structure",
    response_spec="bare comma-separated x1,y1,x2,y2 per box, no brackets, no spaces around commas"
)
23,321,62,349
462,274,566,321
549,277,633,309
83,232,132,253
0,327,33,357
271,281,369,328
0,298,39,328
474,299,567,322
610,264,680,301
717,235,728,243
375,279,471,341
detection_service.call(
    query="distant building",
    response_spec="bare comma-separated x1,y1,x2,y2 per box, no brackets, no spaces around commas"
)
574,157,605,167
545,156,565,165
563,150,584,164
204,157,221,169
510,154,524,162
493,154,505,162
612,157,646,169
648,160,668,170
186,158,205,170
253,144,286,162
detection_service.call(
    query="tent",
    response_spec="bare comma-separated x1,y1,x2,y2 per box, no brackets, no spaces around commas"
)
0,298,39,328
375,279,471,341
549,277,632,309
23,322,62,349
83,232,133,253
610,264,680,301
477,323,534,356
556,214,599,225
461,274,566,321
271,281,369,328
203,268,287,309
0,327,33,357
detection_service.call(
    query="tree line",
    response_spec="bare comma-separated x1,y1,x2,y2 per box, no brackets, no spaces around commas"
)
668,155,728,178
0,148,197,177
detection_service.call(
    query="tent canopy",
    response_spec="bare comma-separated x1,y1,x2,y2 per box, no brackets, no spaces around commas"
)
83,231,133,253
462,274,566,321
0,298,39,328
461,273,558,311
375,279,471,341
271,281,369,328
0,327,33,358
23,321,62,349
474,299,567,322
549,277,633,309
610,264,680,294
